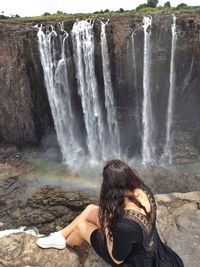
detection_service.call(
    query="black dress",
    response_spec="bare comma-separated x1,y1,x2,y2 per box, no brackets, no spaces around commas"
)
90,185,184,267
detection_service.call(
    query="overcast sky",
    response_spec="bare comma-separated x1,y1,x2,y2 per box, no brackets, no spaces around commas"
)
1,0,200,17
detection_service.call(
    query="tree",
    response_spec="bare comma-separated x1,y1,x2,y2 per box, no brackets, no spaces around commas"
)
164,1,171,9
176,3,188,9
147,0,159,8
119,8,125,12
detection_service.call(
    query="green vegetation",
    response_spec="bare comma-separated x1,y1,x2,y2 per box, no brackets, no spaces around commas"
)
0,11,20,20
136,1,200,13
1,2,200,22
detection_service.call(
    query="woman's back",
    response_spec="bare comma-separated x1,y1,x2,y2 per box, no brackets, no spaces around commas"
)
111,217,156,267
110,185,184,267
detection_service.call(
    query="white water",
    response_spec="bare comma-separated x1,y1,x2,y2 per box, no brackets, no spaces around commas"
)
163,15,177,164
37,20,123,169
142,16,154,164
71,20,107,162
0,226,41,238
100,21,121,158
37,24,84,168
131,31,140,137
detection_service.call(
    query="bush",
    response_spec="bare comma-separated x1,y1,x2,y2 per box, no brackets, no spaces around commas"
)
136,4,159,13
43,12,51,16
0,14,9,20
136,4,148,11
56,11,66,15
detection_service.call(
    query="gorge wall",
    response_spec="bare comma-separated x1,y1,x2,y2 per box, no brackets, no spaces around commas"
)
0,13,200,164
0,21,53,146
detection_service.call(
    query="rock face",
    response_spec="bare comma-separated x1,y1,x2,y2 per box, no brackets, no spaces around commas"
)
0,190,199,267
1,13,200,163
0,175,98,234
0,22,53,146
0,162,200,234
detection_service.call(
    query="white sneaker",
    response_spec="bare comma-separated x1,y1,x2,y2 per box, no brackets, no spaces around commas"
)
36,232,66,249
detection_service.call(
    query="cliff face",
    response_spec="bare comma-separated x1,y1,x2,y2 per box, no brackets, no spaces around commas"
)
0,14,200,163
0,22,53,146
107,14,200,161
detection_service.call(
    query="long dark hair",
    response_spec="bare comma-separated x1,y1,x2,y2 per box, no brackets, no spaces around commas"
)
98,159,146,240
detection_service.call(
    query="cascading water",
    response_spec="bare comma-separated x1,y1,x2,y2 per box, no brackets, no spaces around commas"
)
142,16,154,164
71,20,113,162
131,31,141,140
37,24,84,168
37,19,123,169
163,14,177,164
100,20,121,158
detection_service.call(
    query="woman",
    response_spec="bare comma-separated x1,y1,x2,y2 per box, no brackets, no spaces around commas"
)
36,159,184,267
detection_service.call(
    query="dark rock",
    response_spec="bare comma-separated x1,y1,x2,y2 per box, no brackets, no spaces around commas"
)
0,191,199,266
0,22,53,146
0,175,98,234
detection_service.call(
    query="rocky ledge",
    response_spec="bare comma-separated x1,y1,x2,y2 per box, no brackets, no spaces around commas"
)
0,190,199,267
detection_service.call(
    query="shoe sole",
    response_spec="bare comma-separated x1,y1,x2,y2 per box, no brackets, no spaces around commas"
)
36,240,66,250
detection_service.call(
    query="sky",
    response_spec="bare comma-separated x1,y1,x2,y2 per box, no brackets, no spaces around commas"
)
1,0,200,17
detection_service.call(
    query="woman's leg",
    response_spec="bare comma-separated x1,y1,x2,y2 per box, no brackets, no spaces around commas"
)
65,221,97,246
36,204,99,249
60,204,99,240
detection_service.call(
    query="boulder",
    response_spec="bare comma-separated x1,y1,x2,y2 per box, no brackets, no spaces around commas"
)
0,191,199,267
0,233,79,267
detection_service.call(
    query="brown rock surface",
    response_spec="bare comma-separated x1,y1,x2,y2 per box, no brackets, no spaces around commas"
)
0,233,79,267
0,190,199,266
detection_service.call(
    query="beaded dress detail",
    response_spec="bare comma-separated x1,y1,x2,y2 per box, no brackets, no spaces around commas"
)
123,185,157,253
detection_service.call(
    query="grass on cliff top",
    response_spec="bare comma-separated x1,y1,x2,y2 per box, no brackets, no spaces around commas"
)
1,6,200,23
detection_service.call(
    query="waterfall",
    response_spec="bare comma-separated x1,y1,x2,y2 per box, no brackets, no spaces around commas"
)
37,24,84,167
100,21,120,158
163,14,177,164
131,31,140,140
142,16,154,164
71,20,105,161
37,20,123,167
